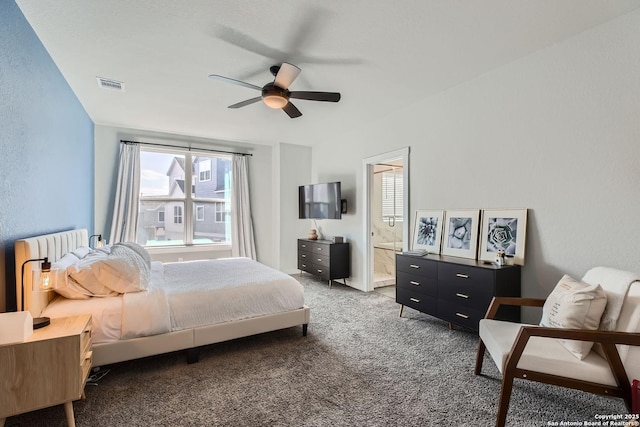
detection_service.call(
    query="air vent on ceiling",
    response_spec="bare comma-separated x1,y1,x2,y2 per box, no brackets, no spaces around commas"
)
96,77,125,92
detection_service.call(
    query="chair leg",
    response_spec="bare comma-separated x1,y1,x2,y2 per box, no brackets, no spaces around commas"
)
475,339,486,375
496,374,515,427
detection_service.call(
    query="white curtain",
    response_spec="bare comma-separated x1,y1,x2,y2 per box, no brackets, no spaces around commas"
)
231,154,256,259
109,142,140,243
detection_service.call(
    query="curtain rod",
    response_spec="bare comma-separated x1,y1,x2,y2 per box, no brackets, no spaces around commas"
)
120,140,253,156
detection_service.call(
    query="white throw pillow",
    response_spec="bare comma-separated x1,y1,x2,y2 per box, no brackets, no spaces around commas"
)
540,274,607,359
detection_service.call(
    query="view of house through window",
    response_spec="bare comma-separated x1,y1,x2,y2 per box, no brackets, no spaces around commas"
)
136,149,232,247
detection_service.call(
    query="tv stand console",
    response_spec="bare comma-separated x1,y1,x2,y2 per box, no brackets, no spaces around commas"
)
298,239,350,287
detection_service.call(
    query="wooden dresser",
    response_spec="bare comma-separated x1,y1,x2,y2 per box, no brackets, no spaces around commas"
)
0,314,92,427
396,254,520,331
298,238,350,287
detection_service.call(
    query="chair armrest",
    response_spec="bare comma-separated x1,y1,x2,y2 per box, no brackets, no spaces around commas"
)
517,326,640,347
504,326,640,393
484,296,546,319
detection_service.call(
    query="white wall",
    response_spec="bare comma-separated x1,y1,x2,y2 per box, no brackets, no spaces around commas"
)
311,9,640,320
274,143,312,274
94,125,280,267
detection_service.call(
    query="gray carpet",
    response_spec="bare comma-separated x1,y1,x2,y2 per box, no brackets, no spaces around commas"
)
7,275,625,427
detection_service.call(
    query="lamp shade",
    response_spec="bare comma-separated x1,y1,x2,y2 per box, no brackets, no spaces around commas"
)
89,233,103,248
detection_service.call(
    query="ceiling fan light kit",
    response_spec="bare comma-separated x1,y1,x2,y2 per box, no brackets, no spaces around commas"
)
209,62,340,118
262,83,289,109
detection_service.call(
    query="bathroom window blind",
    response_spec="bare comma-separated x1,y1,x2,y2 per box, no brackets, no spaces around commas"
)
381,171,403,221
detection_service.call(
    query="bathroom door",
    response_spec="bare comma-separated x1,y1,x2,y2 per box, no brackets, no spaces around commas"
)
362,148,410,292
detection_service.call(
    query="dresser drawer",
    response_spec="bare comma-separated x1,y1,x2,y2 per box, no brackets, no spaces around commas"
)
396,255,437,277
396,271,437,297
397,287,437,316
437,300,485,331
438,262,493,284
298,260,330,280
304,253,330,267
298,240,330,254
437,280,494,310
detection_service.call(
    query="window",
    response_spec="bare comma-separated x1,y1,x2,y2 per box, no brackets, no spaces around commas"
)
199,159,211,182
381,170,404,221
174,205,183,223
215,202,229,223
136,149,232,247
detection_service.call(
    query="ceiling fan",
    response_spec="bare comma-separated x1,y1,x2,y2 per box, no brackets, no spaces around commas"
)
208,63,341,118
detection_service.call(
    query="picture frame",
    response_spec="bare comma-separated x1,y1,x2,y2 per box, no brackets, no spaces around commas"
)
478,208,528,265
441,209,480,259
411,210,444,253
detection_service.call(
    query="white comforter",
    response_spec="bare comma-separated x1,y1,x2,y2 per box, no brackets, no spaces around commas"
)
43,257,305,343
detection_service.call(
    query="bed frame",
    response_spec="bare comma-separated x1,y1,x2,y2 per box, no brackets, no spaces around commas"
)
15,229,310,366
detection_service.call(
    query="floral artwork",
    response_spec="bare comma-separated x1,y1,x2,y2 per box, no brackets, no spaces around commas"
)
418,217,438,246
479,209,528,265
486,217,518,255
446,217,473,250
412,210,444,253
441,210,480,259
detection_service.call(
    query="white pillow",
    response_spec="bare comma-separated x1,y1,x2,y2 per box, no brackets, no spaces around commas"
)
52,253,90,300
67,251,119,297
540,274,607,359
90,244,150,294
71,246,92,259
114,242,151,268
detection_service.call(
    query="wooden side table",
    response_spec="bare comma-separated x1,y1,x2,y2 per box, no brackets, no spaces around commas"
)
0,314,92,427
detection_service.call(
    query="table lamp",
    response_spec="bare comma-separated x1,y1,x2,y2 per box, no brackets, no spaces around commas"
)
20,257,56,329
89,233,104,249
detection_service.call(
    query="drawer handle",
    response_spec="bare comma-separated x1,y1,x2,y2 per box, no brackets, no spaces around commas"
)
317,248,322,251
302,244,306,248
456,273,469,279
409,281,420,286
317,269,323,273
455,312,469,319
317,258,322,262
410,297,420,303
410,264,420,269
301,264,306,268
301,254,306,258
456,293,469,299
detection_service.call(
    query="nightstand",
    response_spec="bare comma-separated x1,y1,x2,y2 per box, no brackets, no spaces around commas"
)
0,314,92,427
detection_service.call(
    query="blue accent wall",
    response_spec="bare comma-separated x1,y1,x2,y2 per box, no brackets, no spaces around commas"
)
0,0,94,311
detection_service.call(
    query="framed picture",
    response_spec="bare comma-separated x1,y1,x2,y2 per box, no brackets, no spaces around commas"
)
441,209,480,259
479,209,528,265
411,210,444,253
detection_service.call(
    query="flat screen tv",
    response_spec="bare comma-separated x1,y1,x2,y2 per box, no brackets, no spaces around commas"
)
299,181,342,219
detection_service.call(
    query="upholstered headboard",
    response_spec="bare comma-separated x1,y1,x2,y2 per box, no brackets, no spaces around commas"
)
14,228,88,316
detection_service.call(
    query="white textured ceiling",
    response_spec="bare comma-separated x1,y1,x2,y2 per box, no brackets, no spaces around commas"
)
15,0,640,146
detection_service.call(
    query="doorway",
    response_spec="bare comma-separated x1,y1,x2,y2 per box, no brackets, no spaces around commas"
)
362,148,410,293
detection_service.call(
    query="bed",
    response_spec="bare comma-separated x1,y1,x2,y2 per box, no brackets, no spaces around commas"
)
15,229,310,367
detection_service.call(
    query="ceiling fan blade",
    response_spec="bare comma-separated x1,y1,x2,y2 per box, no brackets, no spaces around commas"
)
228,97,262,109
289,91,341,102
274,63,301,89
215,26,288,63
282,102,302,118
208,74,262,91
